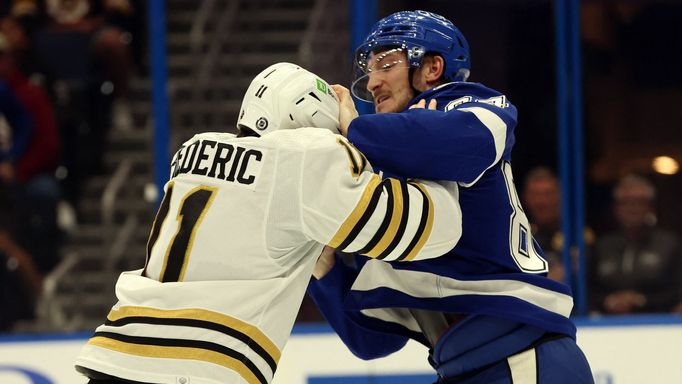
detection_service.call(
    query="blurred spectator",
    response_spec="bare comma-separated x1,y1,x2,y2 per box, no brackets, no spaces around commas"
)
0,8,36,72
0,79,32,181
522,167,594,283
1,0,135,211
0,177,43,331
0,31,59,183
99,0,146,74
17,0,134,101
0,30,61,271
589,174,682,314
523,167,564,281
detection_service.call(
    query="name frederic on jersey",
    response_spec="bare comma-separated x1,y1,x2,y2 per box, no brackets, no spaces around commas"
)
170,139,264,186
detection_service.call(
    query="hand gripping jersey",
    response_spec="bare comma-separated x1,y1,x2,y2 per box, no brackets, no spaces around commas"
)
74,129,462,384
308,82,577,362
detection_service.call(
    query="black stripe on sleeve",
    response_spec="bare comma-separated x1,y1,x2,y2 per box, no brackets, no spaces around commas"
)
336,179,389,251
395,182,431,261
354,179,394,254
376,180,410,260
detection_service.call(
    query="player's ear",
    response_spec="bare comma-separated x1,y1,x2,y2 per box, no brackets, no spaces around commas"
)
423,55,445,82
414,55,446,91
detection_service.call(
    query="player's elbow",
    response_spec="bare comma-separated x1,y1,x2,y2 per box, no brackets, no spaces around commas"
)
415,193,462,260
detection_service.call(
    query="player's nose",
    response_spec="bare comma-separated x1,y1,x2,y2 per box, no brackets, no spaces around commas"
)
366,74,382,98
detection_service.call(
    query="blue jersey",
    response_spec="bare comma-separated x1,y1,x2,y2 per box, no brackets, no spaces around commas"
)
308,82,576,361
0,81,32,163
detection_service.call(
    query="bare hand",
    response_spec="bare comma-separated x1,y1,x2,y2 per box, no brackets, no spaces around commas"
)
313,245,336,279
409,99,438,110
604,290,646,314
673,301,682,314
105,0,133,13
331,84,359,137
0,161,14,183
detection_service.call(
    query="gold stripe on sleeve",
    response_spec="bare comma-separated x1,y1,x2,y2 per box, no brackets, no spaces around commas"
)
328,174,382,248
402,181,435,261
365,179,404,257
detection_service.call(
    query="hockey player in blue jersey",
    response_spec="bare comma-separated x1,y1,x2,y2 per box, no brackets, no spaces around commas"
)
308,10,594,383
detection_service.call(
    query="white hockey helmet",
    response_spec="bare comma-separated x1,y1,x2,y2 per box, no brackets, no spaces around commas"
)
237,62,340,136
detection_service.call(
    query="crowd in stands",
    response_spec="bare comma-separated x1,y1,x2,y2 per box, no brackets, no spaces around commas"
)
588,174,682,315
523,168,682,316
0,0,141,331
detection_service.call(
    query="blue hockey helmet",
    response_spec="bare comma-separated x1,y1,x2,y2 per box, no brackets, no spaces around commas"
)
351,10,471,102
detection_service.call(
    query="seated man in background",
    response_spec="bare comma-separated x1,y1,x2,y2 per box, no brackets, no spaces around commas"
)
74,62,462,384
522,166,595,283
589,174,682,314
523,167,565,282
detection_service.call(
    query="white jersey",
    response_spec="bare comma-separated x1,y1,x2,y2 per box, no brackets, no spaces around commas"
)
75,128,462,384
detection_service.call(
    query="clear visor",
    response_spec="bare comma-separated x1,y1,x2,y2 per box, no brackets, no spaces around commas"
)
351,46,412,102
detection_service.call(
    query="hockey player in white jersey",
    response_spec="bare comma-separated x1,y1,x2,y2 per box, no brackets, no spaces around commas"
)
74,62,463,384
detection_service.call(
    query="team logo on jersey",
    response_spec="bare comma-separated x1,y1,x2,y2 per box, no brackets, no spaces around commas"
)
445,95,510,112
445,96,473,110
256,117,269,130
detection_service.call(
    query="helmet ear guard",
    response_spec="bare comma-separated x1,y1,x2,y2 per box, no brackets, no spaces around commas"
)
237,62,340,136
351,10,471,102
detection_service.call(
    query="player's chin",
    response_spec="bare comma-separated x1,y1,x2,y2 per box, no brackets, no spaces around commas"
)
374,99,395,113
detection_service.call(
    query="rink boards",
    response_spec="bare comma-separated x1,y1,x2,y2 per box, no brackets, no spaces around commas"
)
0,316,680,384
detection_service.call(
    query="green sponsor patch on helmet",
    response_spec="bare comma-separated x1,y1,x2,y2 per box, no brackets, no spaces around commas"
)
315,79,328,94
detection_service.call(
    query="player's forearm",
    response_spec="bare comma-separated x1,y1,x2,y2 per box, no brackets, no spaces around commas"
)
313,246,336,279
307,257,408,359
347,110,499,183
